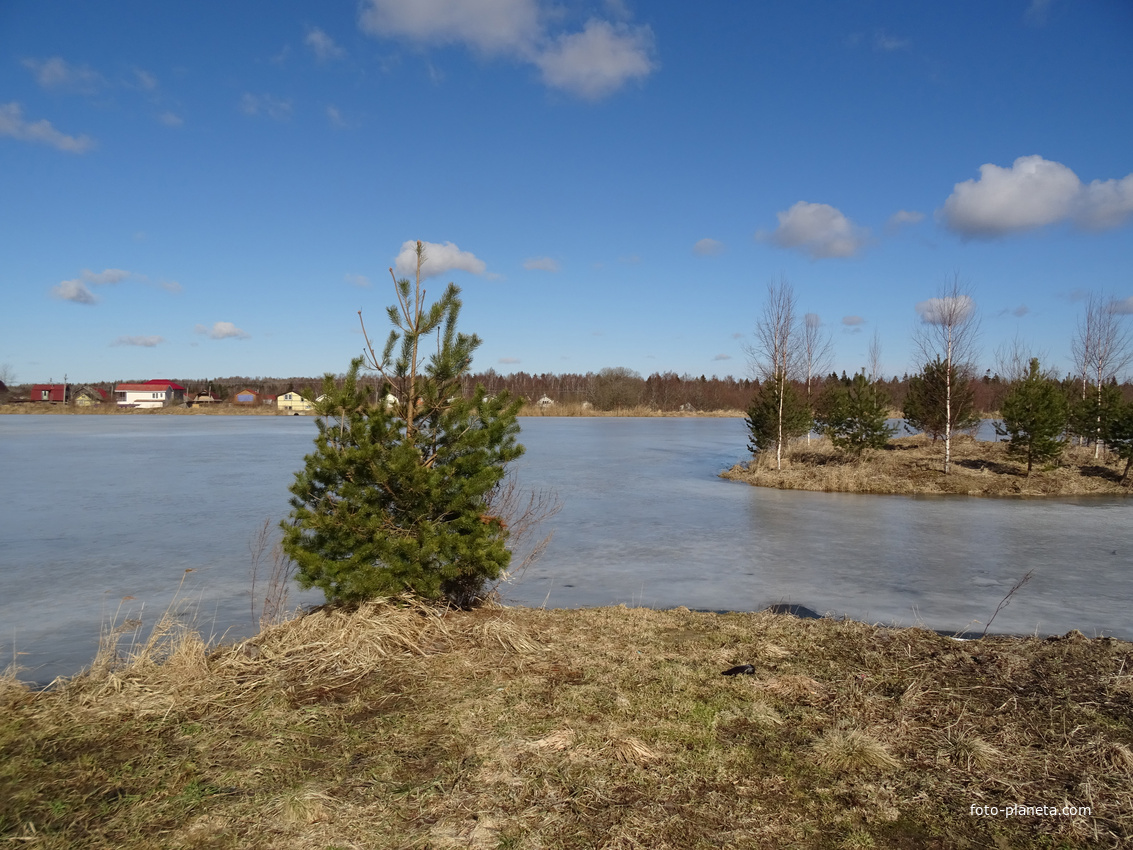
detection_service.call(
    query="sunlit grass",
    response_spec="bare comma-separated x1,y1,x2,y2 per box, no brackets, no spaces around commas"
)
1,602,1130,848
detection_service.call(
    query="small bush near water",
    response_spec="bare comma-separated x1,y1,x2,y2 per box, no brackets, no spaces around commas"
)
2,602,1132,848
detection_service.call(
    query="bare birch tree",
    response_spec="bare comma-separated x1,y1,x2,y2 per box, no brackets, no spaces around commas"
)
867,330,884,382
746,278,801,470
801,313,833,445
1071,294,1133,457
912,275,980,474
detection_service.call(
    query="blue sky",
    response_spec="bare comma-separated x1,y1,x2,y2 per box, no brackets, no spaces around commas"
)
2,0,1132,385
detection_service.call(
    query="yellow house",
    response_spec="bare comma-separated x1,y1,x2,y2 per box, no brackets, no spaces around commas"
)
278,391,315,413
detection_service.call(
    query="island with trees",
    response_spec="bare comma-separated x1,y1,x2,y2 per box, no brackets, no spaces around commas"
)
724,279,1133,497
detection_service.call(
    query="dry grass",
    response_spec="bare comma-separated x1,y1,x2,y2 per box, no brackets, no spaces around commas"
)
2,602,1131,848
723,433,1133,497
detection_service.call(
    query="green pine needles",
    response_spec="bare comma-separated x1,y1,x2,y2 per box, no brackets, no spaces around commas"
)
282,242,524,607
995,358,1069,475
816,371,897,458
745,375,812,459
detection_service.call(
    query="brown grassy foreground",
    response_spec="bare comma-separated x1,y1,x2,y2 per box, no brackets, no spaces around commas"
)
3,602,1132,848
723,434,1133,497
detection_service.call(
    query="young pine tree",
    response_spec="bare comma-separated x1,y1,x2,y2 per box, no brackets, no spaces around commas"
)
995,359,1069,475
815,371,897,458
903,358,979,441
745,375,812,462
1104,399,1133,483
282,242,524,607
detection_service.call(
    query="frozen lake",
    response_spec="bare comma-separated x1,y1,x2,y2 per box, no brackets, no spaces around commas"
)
1,414,1130,684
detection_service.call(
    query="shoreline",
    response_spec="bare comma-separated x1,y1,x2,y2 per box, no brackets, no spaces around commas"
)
0,402,746,418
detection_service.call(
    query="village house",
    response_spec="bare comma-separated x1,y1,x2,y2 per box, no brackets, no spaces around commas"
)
277,391,315,413
30,384,69,403
114,381,186,408
231,388,260,405
72,386,109,406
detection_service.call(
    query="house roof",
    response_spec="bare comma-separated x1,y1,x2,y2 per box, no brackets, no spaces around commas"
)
143,379,186,390
116,383,174,392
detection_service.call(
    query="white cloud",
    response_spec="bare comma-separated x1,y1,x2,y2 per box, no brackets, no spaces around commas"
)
51,279,97,304
306,27,346,61
915,295,975,325
712,353,732,361
938,155,1133,238
874,30,910,51
842,315,866,328
357,0,656,99
1012,304,1030,317
1111,297,1133,316
804,313,823,328
326,105,348,127
159,279,182,293
111,335,164,347
131,68,158,91
888,209,924,228
693,238,724,256
1025,0,1053,26
240,93,293,120
393,240,487,279
499,357,521,364
82,268,132,285
759,201,869,259
158,111,184,127
359,0,541,55
523,256,560,271
0,102,95,153
22,57,103,92
534,19,656,100
196,321,250,340
345,273,371,287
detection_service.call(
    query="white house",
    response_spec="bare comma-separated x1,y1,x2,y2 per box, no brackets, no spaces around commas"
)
114,382,184,408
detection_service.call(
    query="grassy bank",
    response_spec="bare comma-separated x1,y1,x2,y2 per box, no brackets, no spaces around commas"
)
2,602,1131,848
724,434,1132,497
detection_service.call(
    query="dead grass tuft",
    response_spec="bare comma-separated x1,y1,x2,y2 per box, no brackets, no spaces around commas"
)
813,729,902,773
940,729,1001,771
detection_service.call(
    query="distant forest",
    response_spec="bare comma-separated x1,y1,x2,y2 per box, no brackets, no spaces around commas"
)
12,368,1131,413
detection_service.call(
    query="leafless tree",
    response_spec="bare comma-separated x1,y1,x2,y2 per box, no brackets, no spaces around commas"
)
995,335,1044,384
912,275,980,474
801,313,833,444
1071,294,1133,456
745,278,801,470
867,330,884,382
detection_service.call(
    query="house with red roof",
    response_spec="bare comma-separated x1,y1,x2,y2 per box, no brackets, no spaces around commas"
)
114,381,186,408
30,384,69,403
